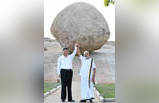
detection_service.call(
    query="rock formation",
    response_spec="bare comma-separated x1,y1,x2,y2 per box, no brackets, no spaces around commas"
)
50,2,110,53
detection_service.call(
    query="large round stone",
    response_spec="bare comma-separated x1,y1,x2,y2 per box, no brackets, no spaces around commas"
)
50,2,110,53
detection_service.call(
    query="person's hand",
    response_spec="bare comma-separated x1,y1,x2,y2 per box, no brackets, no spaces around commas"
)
75,43,79,48
56,78,60,83
56,74,60,83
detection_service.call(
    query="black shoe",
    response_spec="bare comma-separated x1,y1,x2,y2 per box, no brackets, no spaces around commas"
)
80,99,86,102
89,99,93,103
68,100,75,102
61,99,65,102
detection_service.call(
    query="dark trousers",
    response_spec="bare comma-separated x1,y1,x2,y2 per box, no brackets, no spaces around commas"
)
60,69,73,101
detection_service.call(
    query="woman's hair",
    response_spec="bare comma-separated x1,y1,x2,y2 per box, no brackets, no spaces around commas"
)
84,51,89,56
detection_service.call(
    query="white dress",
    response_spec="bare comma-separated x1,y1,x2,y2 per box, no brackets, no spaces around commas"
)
79,55,96,100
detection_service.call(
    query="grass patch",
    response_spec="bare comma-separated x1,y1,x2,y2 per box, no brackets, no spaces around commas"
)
44,82,60,93
95,83,115,98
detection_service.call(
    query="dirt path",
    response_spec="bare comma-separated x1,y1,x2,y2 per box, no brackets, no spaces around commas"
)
44,80,101,103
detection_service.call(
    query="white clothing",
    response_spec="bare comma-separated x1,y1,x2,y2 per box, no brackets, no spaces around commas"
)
79,55,96,100
56,46,77,75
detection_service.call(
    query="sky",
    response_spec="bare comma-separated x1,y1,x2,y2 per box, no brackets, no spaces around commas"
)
44,0,115,41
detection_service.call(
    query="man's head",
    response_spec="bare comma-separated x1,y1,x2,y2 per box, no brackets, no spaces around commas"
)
63,47,69,56
84,51,90,57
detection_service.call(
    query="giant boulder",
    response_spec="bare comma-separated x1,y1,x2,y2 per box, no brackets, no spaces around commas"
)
50,2,110,53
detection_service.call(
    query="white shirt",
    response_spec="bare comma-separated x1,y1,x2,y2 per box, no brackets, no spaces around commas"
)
79,55,96,77
56,46,77,75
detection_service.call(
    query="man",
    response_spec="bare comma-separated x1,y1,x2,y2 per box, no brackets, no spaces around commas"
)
57,43,79,102
78,50,96,103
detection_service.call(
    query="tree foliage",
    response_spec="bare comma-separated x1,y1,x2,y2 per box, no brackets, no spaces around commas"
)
104,0,115,6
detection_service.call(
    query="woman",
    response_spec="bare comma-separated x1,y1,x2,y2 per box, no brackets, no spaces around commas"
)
78,50,96,103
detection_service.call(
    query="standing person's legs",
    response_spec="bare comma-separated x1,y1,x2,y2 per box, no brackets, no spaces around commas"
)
88,81,95,103
67,70,73,101
80,76,87,102
60,69,67,101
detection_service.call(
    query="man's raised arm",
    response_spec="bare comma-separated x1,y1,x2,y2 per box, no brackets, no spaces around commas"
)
76,46,83,60
70,43,79,59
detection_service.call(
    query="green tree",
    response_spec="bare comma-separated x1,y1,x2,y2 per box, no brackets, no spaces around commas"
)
104,0,115,6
